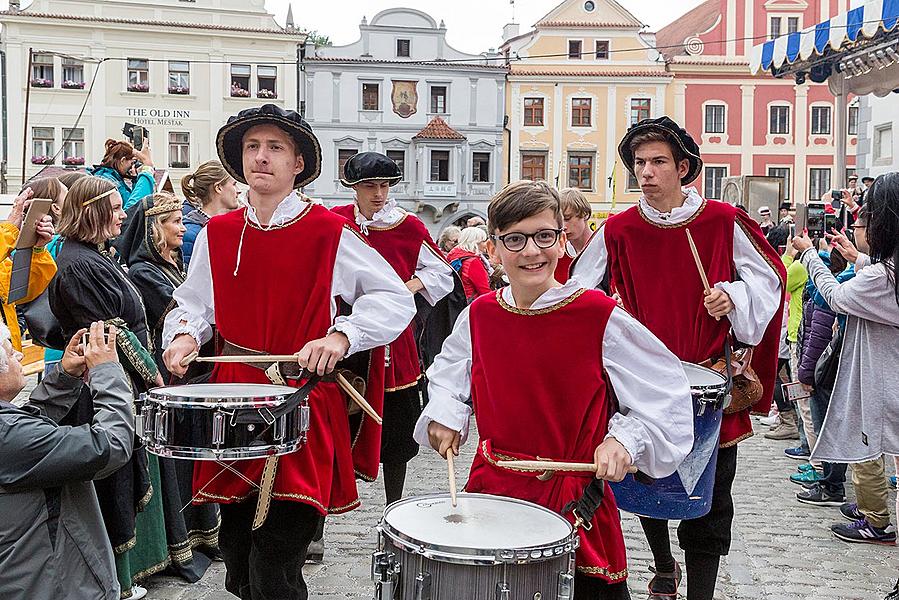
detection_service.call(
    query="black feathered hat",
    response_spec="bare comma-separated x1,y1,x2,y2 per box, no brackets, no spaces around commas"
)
340,152,403,187
216,104,322,189
618,116,703,186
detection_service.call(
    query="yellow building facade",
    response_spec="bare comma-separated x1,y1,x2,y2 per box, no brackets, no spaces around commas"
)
501,0,672,215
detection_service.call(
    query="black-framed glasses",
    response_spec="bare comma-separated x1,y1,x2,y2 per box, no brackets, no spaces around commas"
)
491,228,562,252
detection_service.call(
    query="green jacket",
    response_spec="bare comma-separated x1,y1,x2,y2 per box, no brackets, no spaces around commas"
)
781,254,808,343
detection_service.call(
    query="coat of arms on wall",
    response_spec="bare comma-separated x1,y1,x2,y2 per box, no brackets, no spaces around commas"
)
391,80,418,118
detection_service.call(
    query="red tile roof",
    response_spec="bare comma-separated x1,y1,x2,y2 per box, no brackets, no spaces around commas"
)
413,117,466,140
0,10,305,37
537,20,641,28
306,56,507,71
655,0,719,58
509,68,672,78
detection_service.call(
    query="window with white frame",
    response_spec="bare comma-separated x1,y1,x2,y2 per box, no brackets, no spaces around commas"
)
595,40,610,59
704,166,727,199
430,150,450,182
571,98,592,127
521,153,547,181
769,105,790,134
767,166,791,200
874,124,893,162
32,127,55,163
31,54,54,87
809,168,831,200
61,58,84,89
430,85,448,114
169,132,190,169
386,150,406,179
568,153,594,190
472,152,491,182
230,64,251,97
396,39,411,58
362,83,380,111
848,105,859,136
811,105,832,135
787,16,799,33
257,66,277,99
704,104,726,134
168,61,190,94
62,128,85,165
630,98,651,125
626,171,641,192
524,97,544,126
568,40,583,60
769,16,782,39
127,59,149,92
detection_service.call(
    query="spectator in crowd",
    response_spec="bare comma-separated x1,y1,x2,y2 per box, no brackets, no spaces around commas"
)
114,191,221,582
49,175,167,599
88,138,155,210
757,206,775,235
2,184,57,351
759,226,795,431
0,320,132,600
860,176,874,203
437,225,461,254
447,226,490,301
792,173,899,552
466,215,486,228
180,160,240,266
779,202,793,223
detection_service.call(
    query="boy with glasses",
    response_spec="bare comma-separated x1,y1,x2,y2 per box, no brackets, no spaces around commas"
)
416,180,694,600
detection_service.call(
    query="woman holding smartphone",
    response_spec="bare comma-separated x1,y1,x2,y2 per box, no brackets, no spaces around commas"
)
88,136,156,211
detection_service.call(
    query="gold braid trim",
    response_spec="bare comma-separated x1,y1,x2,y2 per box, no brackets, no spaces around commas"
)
342,223,369,244
386,375,421,392
113,535,137,555
720,430,754,448
246,203,313,231
136,483,154,511
576,565,629,581
637,198,708,229
362,211,409,232
131,557,172,583
495,288,586,315
193,490,360,515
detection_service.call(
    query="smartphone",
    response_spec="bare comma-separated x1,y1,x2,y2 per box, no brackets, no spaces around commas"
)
132,126,145,149
806,201,826,239
15,198,53,249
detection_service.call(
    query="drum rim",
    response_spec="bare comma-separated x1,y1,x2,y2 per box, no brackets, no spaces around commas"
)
144,383,298,408
379,492,578,566
681,361,727,390
144,440,304,460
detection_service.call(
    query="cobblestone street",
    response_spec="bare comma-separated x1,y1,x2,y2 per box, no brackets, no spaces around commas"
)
145,418,897,600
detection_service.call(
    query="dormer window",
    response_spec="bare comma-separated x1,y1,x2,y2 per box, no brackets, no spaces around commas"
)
397,39,411,58
568,40,583,60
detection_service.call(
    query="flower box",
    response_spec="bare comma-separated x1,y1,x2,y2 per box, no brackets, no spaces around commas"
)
127,83,150,93
230,85,251,98
257,88,277,99
63,156,85,166
62,80,85,90
168,86,190,95
31,155,54,165
170,161,190,169
30,78,53,88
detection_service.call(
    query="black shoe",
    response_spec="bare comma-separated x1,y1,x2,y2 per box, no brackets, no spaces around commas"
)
797,483,845,507
647,561,681,599
306,537,324,564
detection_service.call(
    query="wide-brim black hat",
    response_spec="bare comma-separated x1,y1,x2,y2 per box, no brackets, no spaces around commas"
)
340,152,402,187
618,116,703,186
216,104,321,189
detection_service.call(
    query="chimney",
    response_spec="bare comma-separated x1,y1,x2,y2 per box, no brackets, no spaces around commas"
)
9,0,21,11
503,23,520,41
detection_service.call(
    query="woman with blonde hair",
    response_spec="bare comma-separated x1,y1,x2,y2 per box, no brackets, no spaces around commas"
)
446,226,491,301
180,160,240,265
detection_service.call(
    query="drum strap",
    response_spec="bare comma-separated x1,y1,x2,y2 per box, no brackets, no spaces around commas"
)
563,479,605,531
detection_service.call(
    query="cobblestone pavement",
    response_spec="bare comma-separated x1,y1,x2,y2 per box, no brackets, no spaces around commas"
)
137,417,896,600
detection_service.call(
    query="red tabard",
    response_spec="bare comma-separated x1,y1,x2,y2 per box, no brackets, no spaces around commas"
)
467,289,628,582
602,199,785,446
332,205,432,391
193,204,380,514
554,253,573,284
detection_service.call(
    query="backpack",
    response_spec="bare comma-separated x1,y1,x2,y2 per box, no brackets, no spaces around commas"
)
450,255,474,273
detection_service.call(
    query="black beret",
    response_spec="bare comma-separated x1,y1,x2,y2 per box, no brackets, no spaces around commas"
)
618,116,703,186
340,152,402,187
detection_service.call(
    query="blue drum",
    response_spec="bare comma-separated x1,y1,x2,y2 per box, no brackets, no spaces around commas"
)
610,362,729,520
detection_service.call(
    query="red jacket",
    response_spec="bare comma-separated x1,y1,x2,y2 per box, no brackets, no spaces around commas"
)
446,247,490,300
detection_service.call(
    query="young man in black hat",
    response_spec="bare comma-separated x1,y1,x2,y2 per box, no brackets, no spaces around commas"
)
572,116,785,600
332,152,455,504
161,105,415,600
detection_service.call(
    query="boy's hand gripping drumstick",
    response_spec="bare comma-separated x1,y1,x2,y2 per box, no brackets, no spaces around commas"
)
685,228,720,322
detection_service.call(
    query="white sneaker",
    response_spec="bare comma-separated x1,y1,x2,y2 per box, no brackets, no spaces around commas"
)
129,586,148,600
759,414,779,427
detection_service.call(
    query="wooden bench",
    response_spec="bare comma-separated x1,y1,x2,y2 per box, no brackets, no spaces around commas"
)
21,341,45,377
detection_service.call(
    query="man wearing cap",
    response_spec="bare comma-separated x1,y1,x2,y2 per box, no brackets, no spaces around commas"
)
161,105,415,600
332,152,455,504
572,116,785,600
757,206,774,235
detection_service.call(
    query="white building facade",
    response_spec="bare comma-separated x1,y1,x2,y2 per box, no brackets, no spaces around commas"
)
857,92,898,180
0,0,305,192
304,8,507,233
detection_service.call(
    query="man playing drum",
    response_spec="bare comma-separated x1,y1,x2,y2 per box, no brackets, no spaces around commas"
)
419,180,695,600
162,104,415,600
572,117,785,600
333,152,455,505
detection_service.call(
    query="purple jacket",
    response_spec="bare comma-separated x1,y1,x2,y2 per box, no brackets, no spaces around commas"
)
797,297,837,385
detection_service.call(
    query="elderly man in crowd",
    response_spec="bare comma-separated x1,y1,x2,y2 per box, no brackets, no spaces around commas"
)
0,321,133,600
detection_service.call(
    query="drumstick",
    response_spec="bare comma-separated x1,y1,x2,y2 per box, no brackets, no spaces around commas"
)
685,228,720,322
446,451,458,508
335,373,382,425
496,459,638,474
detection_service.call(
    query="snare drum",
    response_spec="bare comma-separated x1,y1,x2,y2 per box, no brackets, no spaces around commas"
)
610,362,729,520
373,493,578,600
136,383,311,461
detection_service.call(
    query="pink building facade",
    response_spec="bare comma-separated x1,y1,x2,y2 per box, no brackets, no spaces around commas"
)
660,0,857,205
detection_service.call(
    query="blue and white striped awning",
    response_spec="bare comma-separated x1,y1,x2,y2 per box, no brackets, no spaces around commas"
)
749,0,899,74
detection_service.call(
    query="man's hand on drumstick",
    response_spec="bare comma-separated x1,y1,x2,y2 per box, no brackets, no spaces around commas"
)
593,437,633,482
296,331,350,376
428,421,461,459
163,333,200,378
703,288,734,319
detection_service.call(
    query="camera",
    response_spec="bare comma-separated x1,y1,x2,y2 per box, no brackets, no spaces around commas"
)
122,122,148,148
82,330,112,348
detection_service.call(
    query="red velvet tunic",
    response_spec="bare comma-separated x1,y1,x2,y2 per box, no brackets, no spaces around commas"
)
466,289,628,582
332,205,433,391
602,199,785,446
193,204,381,513
555,253,574,284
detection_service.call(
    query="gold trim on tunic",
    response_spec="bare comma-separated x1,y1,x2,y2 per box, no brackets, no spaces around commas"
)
495,288,586,316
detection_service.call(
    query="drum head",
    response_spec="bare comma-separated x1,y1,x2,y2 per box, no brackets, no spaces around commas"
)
382,493,571,552
147,383,299,407
682,362,726,388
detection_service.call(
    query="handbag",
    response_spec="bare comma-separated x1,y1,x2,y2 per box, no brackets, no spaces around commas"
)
20,290,66,351
813,326,844,401
706,336,764,414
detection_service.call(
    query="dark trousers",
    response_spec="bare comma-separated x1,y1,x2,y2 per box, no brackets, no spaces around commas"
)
772,358,793,412
218,499,323,600
574,574,631,600
808,389,848,495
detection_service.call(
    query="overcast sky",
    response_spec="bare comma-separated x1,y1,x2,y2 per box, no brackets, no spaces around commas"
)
266,0,705,53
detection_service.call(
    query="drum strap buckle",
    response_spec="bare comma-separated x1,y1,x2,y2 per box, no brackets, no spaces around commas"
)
570,508,593,531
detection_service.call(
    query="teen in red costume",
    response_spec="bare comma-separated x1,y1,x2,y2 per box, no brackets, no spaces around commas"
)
555,187,595,283
162,105,415,600
333,152,455,504
572,117,785,600
419,180,695,600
